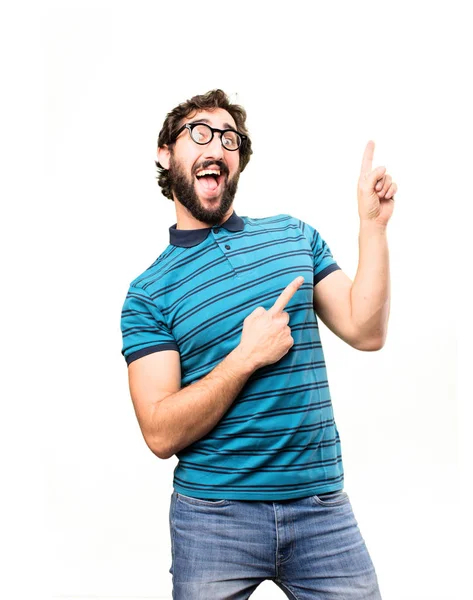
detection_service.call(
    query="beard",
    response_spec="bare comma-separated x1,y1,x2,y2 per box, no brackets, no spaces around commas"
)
168,153,240,227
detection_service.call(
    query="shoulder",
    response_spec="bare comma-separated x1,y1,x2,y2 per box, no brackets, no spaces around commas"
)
126,243,179,291
244,213,303,234
244,213,294,226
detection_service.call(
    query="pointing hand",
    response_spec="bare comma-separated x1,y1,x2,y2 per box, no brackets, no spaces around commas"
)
238,276,305,371
357,140,398,227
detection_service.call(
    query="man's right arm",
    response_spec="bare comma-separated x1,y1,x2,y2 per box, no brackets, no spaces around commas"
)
127,346,257,459
127,275,305,459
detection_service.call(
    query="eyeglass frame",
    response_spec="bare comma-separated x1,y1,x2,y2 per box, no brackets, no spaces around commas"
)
171,122,248,151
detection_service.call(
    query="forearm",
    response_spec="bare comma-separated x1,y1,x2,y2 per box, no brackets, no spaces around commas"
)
152,346,256,459
351,220,391,347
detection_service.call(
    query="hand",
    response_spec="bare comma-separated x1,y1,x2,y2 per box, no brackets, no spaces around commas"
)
357,140,397,227
238,276,305,370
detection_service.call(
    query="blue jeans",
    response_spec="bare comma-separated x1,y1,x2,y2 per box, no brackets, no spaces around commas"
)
169,489,382,599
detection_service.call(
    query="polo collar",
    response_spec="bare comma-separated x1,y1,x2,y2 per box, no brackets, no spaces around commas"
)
169,210,244,248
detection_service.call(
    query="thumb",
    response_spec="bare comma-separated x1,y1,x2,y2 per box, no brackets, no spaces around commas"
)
365,165,386,189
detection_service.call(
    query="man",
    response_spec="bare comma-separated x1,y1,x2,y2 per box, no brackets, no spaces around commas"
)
120,89,397,599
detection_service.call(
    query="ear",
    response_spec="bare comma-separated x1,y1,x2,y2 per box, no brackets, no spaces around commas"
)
157,145,171,170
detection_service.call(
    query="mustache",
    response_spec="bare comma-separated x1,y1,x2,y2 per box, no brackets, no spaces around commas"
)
194,160,229,177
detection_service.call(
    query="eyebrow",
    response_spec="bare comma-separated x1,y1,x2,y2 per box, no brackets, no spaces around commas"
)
187,118,237,130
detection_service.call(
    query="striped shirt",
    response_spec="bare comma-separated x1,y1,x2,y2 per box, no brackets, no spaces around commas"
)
120,210,344,501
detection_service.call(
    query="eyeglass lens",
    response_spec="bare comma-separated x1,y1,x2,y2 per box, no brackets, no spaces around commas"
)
191,124,240,150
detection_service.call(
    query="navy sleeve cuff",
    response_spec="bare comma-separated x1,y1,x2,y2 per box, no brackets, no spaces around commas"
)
125,342,179,366
314,264,341,286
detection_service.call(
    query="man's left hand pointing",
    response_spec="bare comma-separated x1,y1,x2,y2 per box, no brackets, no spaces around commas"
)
357,140,398,227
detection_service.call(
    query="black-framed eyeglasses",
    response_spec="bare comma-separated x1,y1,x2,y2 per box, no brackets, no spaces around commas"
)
173,122,247,151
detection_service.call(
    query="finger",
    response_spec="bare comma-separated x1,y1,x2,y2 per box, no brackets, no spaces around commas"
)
378,174,392,198
375,177,385,191
360,140,375,179
385,182,397,199
268,276,305,316
365,165,386,189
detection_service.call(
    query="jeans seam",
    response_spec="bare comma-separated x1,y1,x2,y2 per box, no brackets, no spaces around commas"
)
274,578,301,600
273,502,280,578
176,492,228,506
311,490,349,507
170,494,175,577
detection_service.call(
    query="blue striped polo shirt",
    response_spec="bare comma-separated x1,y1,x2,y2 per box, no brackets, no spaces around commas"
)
120,210,344,501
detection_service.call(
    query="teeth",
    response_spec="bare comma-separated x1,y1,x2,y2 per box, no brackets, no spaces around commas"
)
196,169,220,177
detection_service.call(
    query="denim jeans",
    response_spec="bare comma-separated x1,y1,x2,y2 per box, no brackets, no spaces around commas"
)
169,489,382,599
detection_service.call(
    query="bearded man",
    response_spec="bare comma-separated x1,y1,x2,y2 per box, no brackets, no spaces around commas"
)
120,88,396,599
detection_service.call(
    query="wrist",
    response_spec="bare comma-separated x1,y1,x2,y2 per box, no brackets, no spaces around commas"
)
359,219,388,234
229,345,259,377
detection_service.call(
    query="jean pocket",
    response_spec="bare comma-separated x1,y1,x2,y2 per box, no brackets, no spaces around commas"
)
312,489,349,507
176,492,229,507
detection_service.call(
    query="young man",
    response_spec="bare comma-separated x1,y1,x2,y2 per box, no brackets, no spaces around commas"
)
120,89,396,599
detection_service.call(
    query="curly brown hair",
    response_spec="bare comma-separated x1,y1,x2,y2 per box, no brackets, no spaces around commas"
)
155,89,253,200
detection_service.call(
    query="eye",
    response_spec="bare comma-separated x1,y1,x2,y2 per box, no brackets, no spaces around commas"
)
192,124,212,144
222,132,238,148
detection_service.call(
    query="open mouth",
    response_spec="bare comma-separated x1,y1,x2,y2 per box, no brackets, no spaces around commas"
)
195,168,225,196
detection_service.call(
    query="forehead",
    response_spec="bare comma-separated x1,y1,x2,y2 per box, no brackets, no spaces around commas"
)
181,107,237,130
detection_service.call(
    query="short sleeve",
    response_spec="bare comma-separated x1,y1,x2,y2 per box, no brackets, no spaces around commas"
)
120,285,179,366
296,218,341,285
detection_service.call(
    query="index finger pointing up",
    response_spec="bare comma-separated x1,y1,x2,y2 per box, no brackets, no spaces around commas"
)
268,276,304,316
360,140,375,179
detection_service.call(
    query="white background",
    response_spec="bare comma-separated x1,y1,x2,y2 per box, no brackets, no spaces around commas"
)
1,1,470,599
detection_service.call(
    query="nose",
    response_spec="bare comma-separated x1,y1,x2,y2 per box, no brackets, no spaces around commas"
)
203,132,225,161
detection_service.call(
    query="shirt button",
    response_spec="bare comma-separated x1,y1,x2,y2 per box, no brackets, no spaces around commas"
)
225,244,230,250
214,227,220,233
